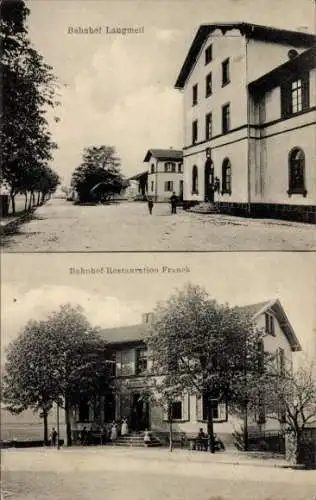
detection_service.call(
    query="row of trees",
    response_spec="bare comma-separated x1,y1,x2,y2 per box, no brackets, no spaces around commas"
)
2,285,316,463
70,146,128,203
1,0,60,214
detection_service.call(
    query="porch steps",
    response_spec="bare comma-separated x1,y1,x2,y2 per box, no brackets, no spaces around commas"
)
109,432,162,448
188,202,220,214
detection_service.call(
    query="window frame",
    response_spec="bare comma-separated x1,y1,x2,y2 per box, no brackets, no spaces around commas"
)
221,158,232,195
178,163,183,173
265,313,275,336
222,58,230,86
164,180,174,192
281,73,309,118
192,84,198,106
150,163,155,173
192,165,198,194
197,393,228,423
135,347,148,376
192,120,198,144
288,147,307,197
205,72,212,97
171,401,182,420
205,112,212,140
205,44,213,65
222,103,230,134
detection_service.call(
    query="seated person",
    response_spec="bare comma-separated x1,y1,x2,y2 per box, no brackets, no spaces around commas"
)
197,428,207,451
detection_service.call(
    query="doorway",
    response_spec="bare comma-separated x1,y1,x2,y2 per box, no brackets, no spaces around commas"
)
204,159,214,202
130,393,150,431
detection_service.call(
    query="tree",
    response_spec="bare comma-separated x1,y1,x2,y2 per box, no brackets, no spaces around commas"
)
71,146,126,203
145,284,265,452
0,0,60,214
2,305,113,445
265,361,316,464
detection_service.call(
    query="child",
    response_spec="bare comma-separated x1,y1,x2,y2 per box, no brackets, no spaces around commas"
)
143,429,151,446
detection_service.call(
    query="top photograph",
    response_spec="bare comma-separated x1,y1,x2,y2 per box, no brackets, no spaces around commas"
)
1,0,315,252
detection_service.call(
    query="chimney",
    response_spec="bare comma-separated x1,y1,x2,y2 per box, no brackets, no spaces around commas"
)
142,313,154,324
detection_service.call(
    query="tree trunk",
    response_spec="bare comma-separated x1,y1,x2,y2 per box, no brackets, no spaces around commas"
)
28,192,33,210
10,193,16,215
37,192,41,206
65,398,72,447
207,395,215,453
168,411,173,452
243,401,249,451
32,192,35,206
43,410,49,445
24,192,28,211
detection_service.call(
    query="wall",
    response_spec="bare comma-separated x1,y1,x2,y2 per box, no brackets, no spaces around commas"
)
246,39,307,83
183,30,247,149
147,159,183,201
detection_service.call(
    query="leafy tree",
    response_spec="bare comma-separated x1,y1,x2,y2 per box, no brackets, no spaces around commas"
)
264,361,316,463
2,305,113,445
0,0,60,214
71,146,126,203
146,284,265,452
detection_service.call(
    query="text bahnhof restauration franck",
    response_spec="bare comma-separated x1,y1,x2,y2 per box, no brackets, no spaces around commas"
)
69,266,190,275
67,26,145,35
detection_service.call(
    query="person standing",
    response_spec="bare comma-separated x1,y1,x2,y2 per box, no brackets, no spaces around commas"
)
169,192,178,214
143,429,151,447
49,427,58,447
121,418,129,436
147,197,154,215
110,421,118,441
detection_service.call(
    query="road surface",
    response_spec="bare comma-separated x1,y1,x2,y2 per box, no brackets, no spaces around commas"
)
1,198,315,252
2,447,316,500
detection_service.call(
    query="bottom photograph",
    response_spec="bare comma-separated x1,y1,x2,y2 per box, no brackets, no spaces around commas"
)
1,252,316,500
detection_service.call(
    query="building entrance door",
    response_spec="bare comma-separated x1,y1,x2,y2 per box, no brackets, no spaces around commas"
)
204,159,214,202
130,393,150,431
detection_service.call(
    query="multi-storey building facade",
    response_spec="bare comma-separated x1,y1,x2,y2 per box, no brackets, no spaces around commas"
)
130,149,183,202
70,299,301,445
174,23,316,223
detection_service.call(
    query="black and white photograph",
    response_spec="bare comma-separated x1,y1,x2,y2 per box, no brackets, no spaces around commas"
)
0,0,315,251
1,252,316,499
1,0,316,499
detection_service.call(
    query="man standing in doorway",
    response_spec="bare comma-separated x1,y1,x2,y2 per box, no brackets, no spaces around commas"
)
170,192,178,214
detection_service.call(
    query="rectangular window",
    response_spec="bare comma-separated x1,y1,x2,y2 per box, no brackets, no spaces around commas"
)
192,120,198,144
192,84,198,106
222,103,230,134
151,181,154,192
178,163,183,173
222,58,230,86
171,401,182,420
206,72,212,97
121,350,134,376
278,348,285,375
265,313,275,336
135,347,147,375
164,181,174,192
205,112,212,140
281,73,309,117
151,164,155,173
205,44,212,64
202,394,219,420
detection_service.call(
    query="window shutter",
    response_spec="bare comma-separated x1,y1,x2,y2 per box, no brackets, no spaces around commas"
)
217,402,227,422
302,73,310,109
182,393,189,421
196,394,203,421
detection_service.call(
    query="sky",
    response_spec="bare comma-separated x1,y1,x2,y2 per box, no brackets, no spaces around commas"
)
26,0,316,185
2,252,315,364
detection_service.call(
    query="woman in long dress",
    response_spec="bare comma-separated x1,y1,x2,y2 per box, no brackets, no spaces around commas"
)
110,422,118,441
121,418,128,436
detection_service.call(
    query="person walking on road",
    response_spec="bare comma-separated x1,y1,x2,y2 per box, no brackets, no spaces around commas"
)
170,192,178,214
147,197,154,215
49,427,58,447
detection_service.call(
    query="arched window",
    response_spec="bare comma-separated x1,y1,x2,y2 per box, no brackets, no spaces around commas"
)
222,158,232,195
288,148,307,196
192,165,198,194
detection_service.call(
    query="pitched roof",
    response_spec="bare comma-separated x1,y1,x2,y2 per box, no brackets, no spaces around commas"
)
175,23,316,89
100,324,149,344
100,299,301,352
144,149,183,162
249,45,316,93
129,170,148,181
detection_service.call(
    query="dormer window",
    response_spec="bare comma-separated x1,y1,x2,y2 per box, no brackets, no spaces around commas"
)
265,313,275,336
